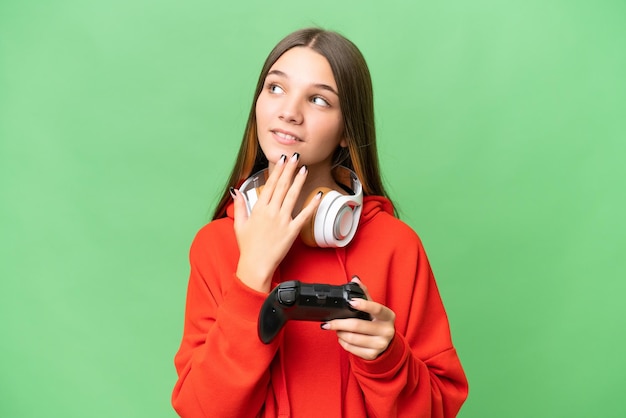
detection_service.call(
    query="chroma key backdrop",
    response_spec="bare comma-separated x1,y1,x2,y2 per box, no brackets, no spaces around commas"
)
1,0,625,417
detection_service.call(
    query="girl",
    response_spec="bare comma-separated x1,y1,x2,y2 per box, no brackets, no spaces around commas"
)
172,28,468,417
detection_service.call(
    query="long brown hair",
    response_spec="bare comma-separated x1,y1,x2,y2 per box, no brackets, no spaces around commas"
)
212,28,392,219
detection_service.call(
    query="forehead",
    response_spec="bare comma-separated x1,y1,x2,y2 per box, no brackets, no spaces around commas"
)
268,47,337,89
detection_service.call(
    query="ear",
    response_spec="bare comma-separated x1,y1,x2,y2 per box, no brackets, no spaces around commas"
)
339,138,348,148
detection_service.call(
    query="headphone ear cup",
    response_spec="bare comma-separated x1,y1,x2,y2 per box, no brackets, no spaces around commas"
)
300,187,332,247
243,185,264,214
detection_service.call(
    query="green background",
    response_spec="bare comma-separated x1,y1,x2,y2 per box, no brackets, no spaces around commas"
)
1,0,625,417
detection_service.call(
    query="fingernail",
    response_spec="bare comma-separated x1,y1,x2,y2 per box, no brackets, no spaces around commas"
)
315,191,323,199
299,165,307,175
229,187,236,198
320,322,330,330
291,152,300,162
278,154,287,165
351,275,361,283
349,299,360,308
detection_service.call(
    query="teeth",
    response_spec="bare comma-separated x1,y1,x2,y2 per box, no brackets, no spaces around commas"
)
275,131,298,141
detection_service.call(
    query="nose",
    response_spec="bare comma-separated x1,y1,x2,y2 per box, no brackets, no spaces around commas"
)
279,97,303,124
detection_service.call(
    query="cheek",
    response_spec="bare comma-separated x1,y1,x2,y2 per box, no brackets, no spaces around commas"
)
319,115,344,143
255,93,276,124
254,97,266,124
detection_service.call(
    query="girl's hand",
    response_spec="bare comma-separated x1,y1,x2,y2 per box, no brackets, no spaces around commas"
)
322,277,396,360
231,153,321,293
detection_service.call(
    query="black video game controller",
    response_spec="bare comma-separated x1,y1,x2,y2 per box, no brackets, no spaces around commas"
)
258,280,372,344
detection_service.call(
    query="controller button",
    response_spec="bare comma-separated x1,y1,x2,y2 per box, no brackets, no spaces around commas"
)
278,288,297,305
315,293,327,305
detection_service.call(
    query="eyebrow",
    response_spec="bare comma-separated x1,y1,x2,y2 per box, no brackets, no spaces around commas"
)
267,69,339,96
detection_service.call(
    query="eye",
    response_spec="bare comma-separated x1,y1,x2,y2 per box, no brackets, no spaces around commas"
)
311,96,330,107
268,83,284,94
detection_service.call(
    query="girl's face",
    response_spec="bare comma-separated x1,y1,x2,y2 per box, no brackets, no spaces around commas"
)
255,47,346,172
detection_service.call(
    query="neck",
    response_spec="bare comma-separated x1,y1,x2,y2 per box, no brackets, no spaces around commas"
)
267,160,346,214
297,163,347,213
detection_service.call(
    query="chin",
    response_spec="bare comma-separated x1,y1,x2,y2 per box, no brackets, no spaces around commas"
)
259,144,292,165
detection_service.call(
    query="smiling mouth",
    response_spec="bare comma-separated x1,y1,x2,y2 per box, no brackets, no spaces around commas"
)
273,130,302,142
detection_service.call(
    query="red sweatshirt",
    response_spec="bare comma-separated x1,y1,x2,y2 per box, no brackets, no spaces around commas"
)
172,196,468,417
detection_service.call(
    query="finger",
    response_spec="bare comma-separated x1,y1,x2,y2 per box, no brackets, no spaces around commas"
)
350,275,371,301
295,188,323,217
279,164,309,216
336,330,392,353
256,154,287,205
325,317,392,340
269,152,301,210
336,338,382,361
348,298,396,323
290,178,322,227
230,188,249,231
328,319,395,360
324,317,371,334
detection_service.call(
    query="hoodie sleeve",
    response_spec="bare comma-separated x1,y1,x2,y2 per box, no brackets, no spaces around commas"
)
348,218,468,417
171,221,280,418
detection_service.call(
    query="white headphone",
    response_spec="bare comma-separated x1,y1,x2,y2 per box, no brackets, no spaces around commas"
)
238,166,363,248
